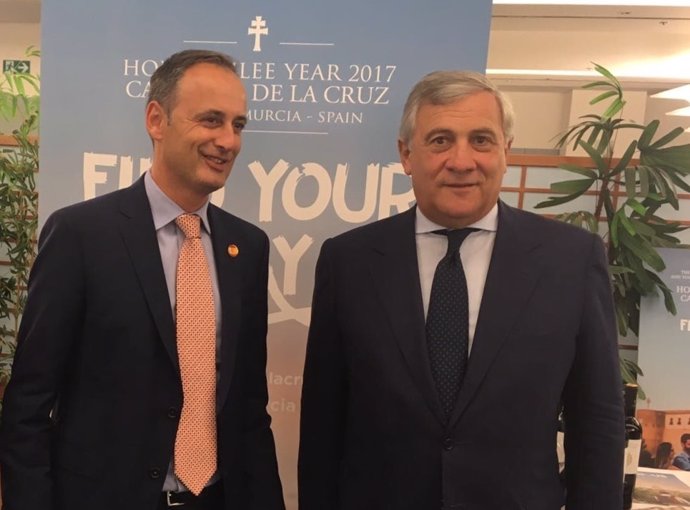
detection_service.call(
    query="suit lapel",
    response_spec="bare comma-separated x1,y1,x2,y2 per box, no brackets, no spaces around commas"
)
207,206,243,410
450,203,543,427
118,178,178,370
368,207,446,425
119,184,243,406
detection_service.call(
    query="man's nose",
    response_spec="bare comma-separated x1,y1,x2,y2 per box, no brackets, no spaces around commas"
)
446,142,476,171
215,124,241,152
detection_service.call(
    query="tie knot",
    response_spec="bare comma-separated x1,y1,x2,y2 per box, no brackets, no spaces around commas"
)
435,228,477,257
176,214,201,239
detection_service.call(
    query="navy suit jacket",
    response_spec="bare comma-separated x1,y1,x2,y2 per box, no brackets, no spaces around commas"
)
0,177,285,510
299,203,624,510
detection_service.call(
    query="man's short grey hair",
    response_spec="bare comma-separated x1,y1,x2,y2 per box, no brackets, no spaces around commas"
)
399,70,515,145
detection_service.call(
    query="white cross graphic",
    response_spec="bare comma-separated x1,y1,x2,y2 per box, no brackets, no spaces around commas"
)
248,16,268,52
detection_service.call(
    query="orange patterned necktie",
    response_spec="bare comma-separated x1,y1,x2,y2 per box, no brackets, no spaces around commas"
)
174,213,217,495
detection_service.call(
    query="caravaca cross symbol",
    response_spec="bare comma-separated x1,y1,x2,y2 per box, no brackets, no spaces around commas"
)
248,16,268,52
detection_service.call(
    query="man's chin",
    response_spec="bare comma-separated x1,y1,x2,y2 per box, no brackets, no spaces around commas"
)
200,171,231,190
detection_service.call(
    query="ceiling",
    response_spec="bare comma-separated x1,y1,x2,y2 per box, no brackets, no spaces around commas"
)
488,4,690,88
3,2,690,27
2,2,690,87
493,4,690,28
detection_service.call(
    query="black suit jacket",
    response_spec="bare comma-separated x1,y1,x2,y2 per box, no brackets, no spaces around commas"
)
298,203,624,510
0,177,285,510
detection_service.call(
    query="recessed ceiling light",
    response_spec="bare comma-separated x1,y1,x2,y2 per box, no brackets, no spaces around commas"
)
667,106,690,116
651,85,690,101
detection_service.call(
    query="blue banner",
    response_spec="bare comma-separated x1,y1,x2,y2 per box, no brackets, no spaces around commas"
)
41,1,493,505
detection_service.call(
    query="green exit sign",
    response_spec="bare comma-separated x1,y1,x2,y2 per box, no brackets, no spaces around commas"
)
3,60,31,74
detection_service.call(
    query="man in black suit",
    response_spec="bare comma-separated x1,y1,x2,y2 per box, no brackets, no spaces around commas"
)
298,70,625,509
0,50,285,510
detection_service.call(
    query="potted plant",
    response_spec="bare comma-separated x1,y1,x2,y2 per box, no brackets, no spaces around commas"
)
535,63,690,388
0,47,40,415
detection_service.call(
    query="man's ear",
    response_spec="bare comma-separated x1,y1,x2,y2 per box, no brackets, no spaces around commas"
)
145,101,166,141
398,139,412,176
502,138,513,173
504,137,513,157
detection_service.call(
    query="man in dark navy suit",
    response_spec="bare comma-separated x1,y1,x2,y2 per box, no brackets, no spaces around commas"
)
0,50,285,510
299,70,624,509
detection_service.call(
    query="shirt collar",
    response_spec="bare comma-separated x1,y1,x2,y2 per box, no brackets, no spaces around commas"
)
415,202,499,234
144,172,212,234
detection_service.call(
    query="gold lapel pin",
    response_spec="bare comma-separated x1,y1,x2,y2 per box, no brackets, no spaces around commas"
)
227,244,239,258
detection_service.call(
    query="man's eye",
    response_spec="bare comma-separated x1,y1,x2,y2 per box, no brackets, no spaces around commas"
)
233,121,247,131
202,117,222,126
431,136,448,145
474,134,496,145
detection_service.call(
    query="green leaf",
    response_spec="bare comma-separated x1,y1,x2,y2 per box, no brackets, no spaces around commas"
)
610,213,621,247
637,120,660,150
637,166,650,197
646,168,672,202
582,81,616,90
649,126,685,149
615,123,646,130
619,232,665,271
619,214,637,237
550,178,595,194
578,140,607,172
590,90,619,105
534,190,589,209
593,63,621,86
602,99,625,120
611,140,637,176
642,144,690,174
586,214,599,233
587,125,603,146
609,265,635,275
571,129,587,152
625,168,637,199
664,169,690,193
628,219,656,239
648,272,677,315
596,129,613,155
559,164,597,179
625,199,647,216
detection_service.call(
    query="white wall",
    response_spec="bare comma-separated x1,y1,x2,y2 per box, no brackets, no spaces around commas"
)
0,23,40,74
646,97,690,145
0,23,41,134
488,14,690,82
502,88,570,152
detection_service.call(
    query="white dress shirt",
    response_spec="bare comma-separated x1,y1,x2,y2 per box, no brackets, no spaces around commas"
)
414,204,498,354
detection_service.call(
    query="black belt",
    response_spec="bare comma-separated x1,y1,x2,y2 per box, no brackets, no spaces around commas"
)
160,482,223,508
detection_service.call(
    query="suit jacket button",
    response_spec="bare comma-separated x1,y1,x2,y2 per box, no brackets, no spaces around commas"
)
443,438,454,451
149,468,161,479
167,407,179,419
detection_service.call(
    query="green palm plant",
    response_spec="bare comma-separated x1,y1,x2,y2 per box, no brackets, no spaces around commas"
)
535,63,690,387
0,115,38,394
0,47,39,415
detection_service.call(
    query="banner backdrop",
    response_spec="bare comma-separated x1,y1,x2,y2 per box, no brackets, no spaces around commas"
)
638,247,690,472
41,1,493,505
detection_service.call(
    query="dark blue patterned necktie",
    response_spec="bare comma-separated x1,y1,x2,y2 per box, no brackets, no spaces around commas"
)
426,228,476,419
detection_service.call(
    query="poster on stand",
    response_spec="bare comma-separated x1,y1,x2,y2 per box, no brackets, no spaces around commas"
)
638,247,690,483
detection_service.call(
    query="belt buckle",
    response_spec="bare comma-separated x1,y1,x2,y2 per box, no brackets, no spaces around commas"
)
166,491,186,507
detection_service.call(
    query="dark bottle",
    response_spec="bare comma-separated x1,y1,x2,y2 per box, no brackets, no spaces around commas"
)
556,409,566,479
623,383,642,510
